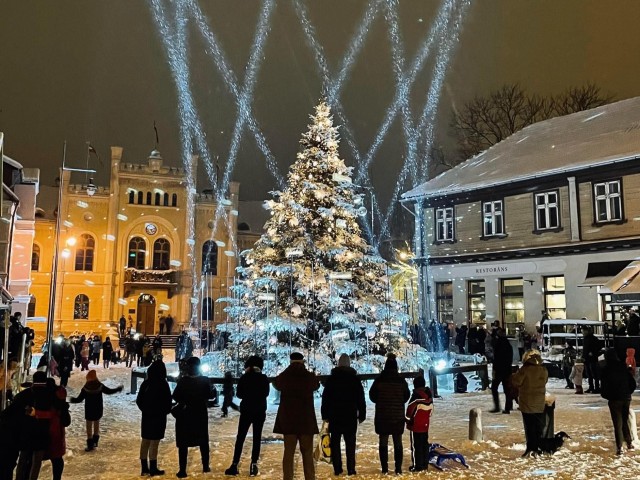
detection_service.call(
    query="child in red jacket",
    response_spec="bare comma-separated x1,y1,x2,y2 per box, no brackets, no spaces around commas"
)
405,376,434,472
626,348,636,377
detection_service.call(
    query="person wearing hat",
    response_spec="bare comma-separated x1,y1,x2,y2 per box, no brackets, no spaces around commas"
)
369,354,410,474
70,369,124,452
321,353,366,476
274,352,320,480
173,356,211,478
225,355,270,477
510,349,548,456
405,377,433,472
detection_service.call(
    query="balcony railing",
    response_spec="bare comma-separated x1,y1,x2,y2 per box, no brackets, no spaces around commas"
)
124,268,178,298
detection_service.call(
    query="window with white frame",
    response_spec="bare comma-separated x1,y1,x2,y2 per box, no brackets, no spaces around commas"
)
435,207,455,242
535,191,560,230
482,200,504,236
594,180,622,222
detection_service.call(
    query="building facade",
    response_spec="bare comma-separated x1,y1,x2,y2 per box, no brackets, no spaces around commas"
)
402,97,640,335
29,147,239,339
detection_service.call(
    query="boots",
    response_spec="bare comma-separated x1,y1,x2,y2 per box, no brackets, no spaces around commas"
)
575,385,583,394
93,435,100,448
249,463,259,477
85,438,94,452
141,459,150,476
149,460,165,476
225,464,239,476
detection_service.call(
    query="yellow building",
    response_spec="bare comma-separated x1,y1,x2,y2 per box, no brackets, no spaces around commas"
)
29,147,238,339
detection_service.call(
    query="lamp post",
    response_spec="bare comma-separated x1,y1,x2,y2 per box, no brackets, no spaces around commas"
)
45,143,96,372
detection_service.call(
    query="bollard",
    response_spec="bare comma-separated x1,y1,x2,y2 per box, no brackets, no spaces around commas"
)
469,407,483,442
629,408,639,446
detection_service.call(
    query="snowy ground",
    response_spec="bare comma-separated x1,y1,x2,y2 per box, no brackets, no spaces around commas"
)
34,356,640,480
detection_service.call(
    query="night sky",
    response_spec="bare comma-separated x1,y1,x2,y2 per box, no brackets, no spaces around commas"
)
2,1,640,213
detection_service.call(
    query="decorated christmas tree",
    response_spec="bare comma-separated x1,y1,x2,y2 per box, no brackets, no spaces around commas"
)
214,101,426,375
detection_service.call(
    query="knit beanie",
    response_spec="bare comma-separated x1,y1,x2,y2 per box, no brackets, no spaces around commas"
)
290,352,304,363
384,354,398,371
338,353,351,368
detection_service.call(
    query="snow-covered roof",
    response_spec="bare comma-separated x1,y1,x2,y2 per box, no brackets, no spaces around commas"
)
402,96,640,202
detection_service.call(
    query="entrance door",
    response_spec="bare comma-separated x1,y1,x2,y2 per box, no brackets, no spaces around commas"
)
137,294,156,336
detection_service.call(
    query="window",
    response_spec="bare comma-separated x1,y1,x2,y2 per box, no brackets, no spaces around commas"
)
202,241,218,275
435,207,455,242
202,297,213,321
75,234,95,271
128,191,135,204
152,238,170,270
501,278,524,335
146,192,152,205
128,236,146,269
544,276,566,319
435,282,453,324
535,191,560,230
163,193,169,206
28,296,36,317
137,191,143,204
172,193,178,207
31,244,40,271
74,294,89,319
468,280,486,324
155,192,161,205
483,200,504,236
594,180,622,222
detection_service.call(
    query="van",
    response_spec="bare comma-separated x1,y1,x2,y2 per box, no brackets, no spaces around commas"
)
541,319,609,364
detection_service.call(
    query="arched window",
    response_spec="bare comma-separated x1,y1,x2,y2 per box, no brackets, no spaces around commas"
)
137,191,144,204
74,294,89,319
163,193,169,206
172,193,178,207
28,296,36,317
128,236,146,269
75,234,95,271
128,191,135,204
155,192,161,205
202,240,218,275
146,192,152,205
152,238,170,270
31,244,40,271
202,297,213,321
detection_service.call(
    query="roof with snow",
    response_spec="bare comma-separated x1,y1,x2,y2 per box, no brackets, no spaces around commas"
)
402,96,640,202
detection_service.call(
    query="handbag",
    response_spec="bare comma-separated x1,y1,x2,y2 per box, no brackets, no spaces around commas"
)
170,402,187,419
314,421,332,463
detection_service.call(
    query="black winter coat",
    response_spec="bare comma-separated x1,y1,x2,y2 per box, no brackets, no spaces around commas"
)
369,369,410,435
601,360,637,401
136,361,172,440
102,340,114,359
321,366,366,434
493,336,514,378
71,380,122,421
582,333,601,360
273,363,320,435
236,367,270,420
173,375,211,447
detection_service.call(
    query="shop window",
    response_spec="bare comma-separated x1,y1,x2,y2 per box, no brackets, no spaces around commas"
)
435,282,453,324
501,278,524,335
468,280,486,324
543,276,566,319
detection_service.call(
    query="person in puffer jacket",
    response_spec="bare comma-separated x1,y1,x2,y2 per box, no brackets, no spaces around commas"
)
570,358,584,394
405,376,433,472
625,348,636,377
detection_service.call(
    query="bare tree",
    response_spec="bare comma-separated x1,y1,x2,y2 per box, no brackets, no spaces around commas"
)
452,83,613,160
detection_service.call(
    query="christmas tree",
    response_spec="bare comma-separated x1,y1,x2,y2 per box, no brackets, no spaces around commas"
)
213,100,426,375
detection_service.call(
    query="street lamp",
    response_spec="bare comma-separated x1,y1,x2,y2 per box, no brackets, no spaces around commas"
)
45,143,96,371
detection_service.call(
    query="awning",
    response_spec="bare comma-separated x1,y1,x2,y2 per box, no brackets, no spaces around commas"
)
578,260,633,287
600,260,640,294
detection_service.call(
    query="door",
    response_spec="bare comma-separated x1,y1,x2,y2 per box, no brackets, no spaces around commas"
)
137,294,156,336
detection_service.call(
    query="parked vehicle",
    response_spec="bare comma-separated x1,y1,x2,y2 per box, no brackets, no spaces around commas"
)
541,319,608,362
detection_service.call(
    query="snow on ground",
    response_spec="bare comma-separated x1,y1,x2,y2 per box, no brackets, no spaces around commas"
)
33,357,640,480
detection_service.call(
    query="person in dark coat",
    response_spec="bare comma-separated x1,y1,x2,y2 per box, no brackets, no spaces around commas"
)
164,314,174,335
43,382,71,480
73,336,83,369
225,355,270,477
490,328,514,413
136,360,172,476
321,353,366,476
600,348,637,455
274,352,320,480
125,334,136,368
119,315,127,337
91,336,102,365
175,331,194,362
173,356,211,478
221,371,239,417
70,369,124,451
369,354,410,475
58,339,75,387
582,327,601,393
102,337,114,369
627,311,640,336
135,335,145,367
455,325,467,354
